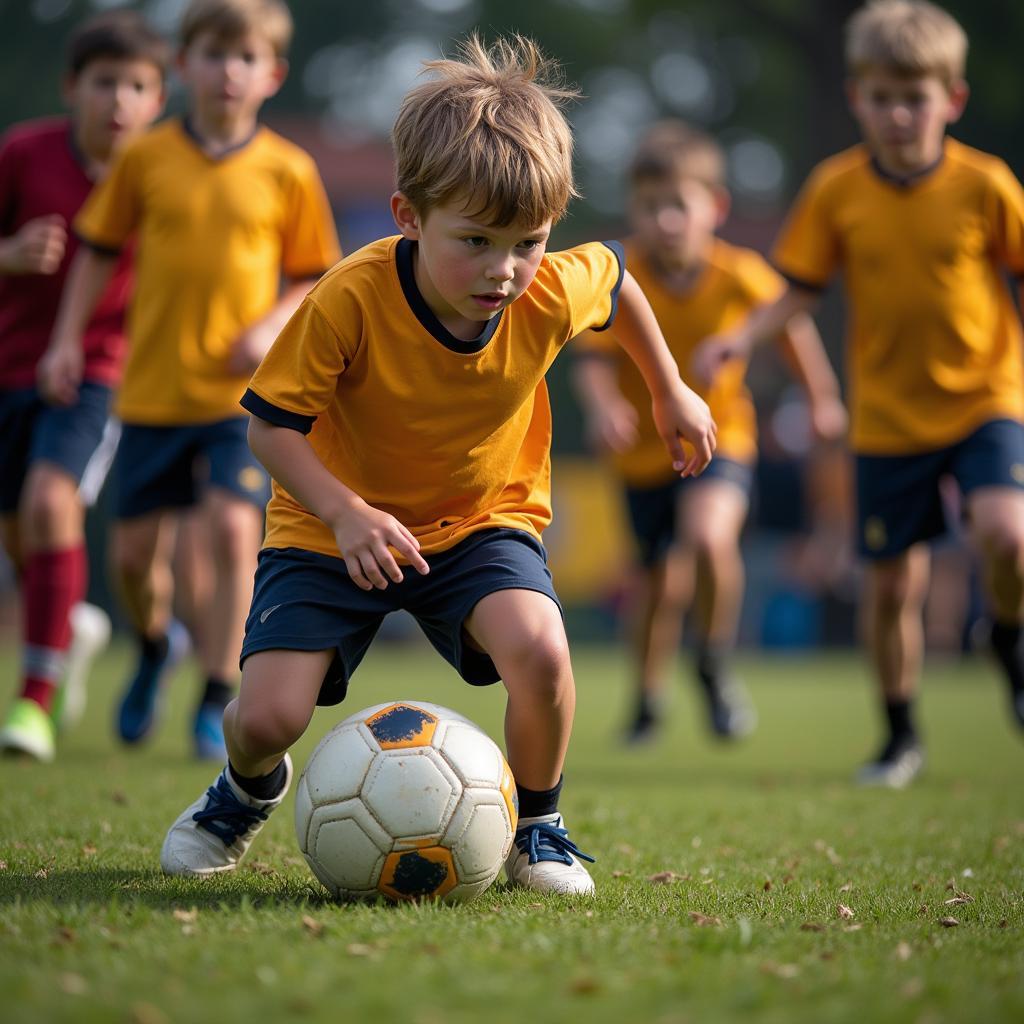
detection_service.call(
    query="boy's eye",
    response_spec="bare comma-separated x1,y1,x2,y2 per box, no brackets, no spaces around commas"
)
464,236,488,248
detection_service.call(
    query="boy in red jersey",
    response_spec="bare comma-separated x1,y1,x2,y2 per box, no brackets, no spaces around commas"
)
695,0,1024,786
0,11,167,762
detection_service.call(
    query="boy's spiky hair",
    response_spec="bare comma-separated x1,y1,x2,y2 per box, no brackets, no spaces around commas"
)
628,120,726,191
67,9,170,79
392,34,580,227
181,0,293,58
845,0,967,85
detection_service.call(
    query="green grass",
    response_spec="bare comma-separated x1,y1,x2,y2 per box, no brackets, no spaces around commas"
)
1,640,1022,1024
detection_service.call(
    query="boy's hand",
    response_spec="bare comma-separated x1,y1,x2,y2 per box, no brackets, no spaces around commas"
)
330,499,431,591
809,394,848,442
37,339,82,407
228,320,280,376
586,397,639,454
652,385,717,477
691,333,750,389
1,215,67,275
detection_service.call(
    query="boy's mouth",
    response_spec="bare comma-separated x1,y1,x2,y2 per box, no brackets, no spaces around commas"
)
471,292,508,310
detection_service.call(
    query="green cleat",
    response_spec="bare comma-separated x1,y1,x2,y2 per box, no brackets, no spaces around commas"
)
0,697,56,763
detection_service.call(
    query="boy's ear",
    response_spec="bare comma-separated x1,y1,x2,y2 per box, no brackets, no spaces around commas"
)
391,192,422,240
265,57,288,98
60,72,78,109
712,185,731,229
946,78,969,123
843,77,861,116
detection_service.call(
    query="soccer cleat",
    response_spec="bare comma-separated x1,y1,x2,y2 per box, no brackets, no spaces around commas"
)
0,697,57,763
161,754,293,876
52,602,112,733
116,619,191,744
623,710,660,746
192,701,228,761
505,813,596,895
702,676,757,740
856,736,924,789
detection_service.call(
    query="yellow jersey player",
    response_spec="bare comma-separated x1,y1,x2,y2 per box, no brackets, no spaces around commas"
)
158,35,716,894
694,0,1024,786
40,0,341,760
574,121,844,744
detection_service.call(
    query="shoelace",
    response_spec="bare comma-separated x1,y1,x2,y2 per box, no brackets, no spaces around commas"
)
192,775,267,844
515,822,596,866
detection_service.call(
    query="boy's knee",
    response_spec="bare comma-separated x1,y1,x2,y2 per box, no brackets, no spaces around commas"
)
870,565,923,613
21,471,76,538
500,625,571,695
208,501,260,564
980,523,1024,571
233,699,306,757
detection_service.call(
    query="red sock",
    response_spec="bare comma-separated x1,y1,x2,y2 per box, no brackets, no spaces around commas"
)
21,546,87,712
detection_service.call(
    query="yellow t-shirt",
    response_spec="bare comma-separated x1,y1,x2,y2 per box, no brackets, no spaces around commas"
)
75,118,341,425
243,235,625,559
773,138,1024,454
576,238,782,486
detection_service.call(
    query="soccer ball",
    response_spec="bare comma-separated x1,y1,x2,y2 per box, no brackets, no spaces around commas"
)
295,700,519,902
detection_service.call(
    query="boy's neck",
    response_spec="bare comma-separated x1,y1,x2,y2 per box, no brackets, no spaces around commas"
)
643,246,710,296
69,120,112,181
871,136,947,182
186,107,259,155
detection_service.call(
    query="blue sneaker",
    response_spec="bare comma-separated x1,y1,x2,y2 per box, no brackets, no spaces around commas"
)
193,701,228,761
505,813,596,894
116,620,190,744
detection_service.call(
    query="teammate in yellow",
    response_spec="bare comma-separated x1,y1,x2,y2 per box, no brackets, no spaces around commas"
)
158,36,716,894
694,0,1024,786
40,0,340,760
575,122,845,744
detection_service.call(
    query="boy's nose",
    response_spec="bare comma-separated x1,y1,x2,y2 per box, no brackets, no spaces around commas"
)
486,256,515,281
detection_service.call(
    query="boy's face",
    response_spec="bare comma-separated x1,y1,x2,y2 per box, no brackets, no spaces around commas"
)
628,174,726,272
848,68,968,174
63,57,165,161
178,29,285,126
391,192,552,341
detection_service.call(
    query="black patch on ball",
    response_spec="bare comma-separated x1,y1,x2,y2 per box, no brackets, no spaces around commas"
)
388,851,450,897
368,705,436,744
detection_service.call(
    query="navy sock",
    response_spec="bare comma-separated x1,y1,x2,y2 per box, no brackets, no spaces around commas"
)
990,621,1024,695
516,775,563,820
884,698,916,744
696,646,727,690
139,631,169,664
201,677,234,709
229,759,287,801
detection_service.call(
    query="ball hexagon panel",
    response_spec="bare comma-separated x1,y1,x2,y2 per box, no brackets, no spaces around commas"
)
437,722,504,787
362,748,462,839
294,773,315,850
444,795,514,882
303,723,376,804
307,807,388,894
364,703,438,749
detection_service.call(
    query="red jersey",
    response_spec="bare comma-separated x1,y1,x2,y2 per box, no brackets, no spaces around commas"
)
0,117,133,388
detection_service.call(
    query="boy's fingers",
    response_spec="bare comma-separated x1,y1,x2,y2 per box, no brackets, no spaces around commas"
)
394,527,429,575
373,543,405,584
344,555,373,592
358,551,390,590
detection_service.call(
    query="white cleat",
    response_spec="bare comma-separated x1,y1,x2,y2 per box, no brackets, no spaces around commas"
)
161,755,292,876
52,602,112,733
856,740,924,789
505,813,596,895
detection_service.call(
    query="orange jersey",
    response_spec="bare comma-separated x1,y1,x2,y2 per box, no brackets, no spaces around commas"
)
773,139,1024,454
244,236,625,560
75,118,340,425
576,238,783,486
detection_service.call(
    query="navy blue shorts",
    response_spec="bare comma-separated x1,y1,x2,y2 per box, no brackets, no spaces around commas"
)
624,457,753,568
241,528,561,706
115,416,270,518
856,418,1024,559
0,383,113,513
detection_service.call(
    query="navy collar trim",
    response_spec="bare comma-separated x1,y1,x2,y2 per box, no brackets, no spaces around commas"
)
869,147,945,189
182,116,258,159
395,238,503,354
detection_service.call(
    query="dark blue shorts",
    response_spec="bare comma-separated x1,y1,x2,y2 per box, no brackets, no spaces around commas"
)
0,383,113,513
115,416,270,518
856,418,1024,559
624,457,753,567
241,528,562,706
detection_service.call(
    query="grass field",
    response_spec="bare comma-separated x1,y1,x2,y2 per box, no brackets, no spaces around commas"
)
1,638,1022,1024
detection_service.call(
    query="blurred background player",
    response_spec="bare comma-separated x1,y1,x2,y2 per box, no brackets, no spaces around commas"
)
40,0,340,760
694,0,1024,786
0,11,168,762
574,121,845,744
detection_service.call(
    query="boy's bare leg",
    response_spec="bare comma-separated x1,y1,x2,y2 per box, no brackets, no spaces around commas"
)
858,544,930,785
162,648,331,876
969,487,1024,727
465,588,595,894
172,510,214,668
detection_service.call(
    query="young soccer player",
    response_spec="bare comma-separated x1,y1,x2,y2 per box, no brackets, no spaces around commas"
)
40,0,341,761
0,10,168,762
694,0,1024,786
574,121,845,744
158,35,716,894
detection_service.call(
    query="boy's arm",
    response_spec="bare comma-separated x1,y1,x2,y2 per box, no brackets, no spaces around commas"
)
691,284,819,388
775,312,847,441
228,277,322,376
38,247,117,405
0,215,67,275
610,271,716,475
247,416,429,591
570,340,638,454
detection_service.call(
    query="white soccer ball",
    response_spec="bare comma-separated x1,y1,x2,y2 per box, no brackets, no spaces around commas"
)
295,700,519,902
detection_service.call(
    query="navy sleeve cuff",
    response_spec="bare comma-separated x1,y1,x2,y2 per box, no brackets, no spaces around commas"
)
240,388,316,435
74,231,121,257
593,240,626,332
774,266,827,293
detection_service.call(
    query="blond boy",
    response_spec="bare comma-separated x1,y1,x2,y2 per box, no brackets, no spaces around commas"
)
158,36,715,895
575,121,844,743
41,0,340,760
694,0,1024,785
